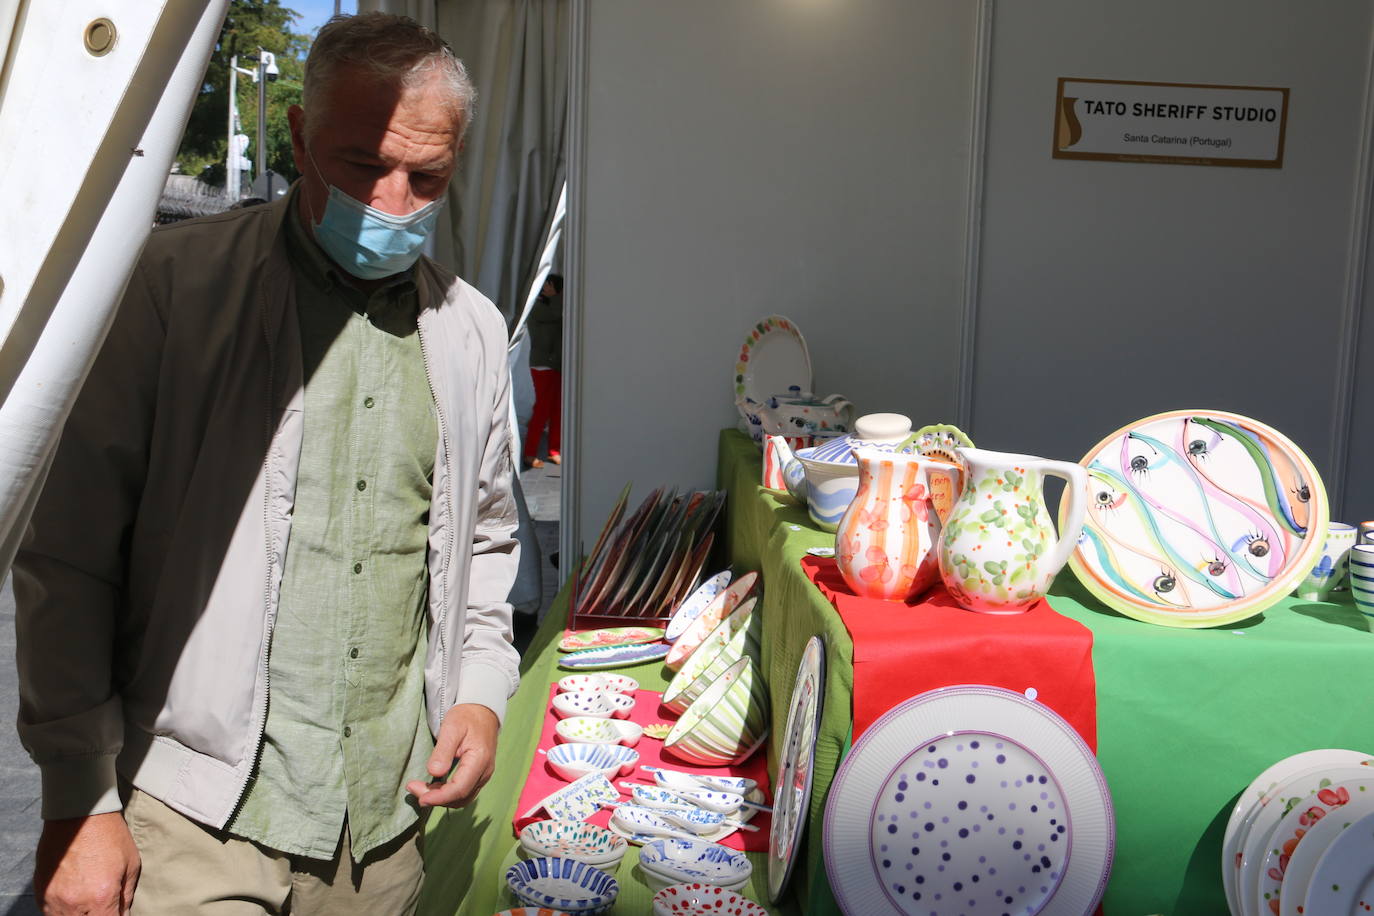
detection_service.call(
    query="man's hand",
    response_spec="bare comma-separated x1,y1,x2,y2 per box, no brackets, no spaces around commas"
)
406,703,500,808
34,811,140,915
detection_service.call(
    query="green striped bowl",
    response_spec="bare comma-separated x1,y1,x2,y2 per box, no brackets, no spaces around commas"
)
664,657,770,766
661,597,761,715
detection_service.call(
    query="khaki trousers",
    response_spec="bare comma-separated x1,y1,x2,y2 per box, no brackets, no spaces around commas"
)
123,789,424,915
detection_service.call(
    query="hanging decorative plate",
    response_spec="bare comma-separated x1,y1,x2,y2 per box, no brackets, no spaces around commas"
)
558,642,671,671
1301,810,1374,916
1063,409,1328,628
823,685,1113,916
1238,764,1374,916
768,635,826,904
733,315,812,407
665,571,760,671
1221,749,1374,916
1277,783,1374,916
559,626,667,653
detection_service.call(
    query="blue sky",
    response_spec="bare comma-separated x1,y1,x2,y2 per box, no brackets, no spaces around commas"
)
287,0,358,37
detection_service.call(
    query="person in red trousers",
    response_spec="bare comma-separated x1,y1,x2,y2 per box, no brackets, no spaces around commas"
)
524,274,563,468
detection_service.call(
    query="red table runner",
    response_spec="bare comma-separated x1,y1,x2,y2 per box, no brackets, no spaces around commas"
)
802,556,1098,749
512,685,773,852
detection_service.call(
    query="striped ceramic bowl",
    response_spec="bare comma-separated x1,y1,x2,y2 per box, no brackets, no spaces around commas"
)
661,598,761,715
663,657,770,767
504,857,618,915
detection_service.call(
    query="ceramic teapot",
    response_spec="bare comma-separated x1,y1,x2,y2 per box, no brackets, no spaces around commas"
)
738,387,854,443
936,448,1088,614
835,450,965,601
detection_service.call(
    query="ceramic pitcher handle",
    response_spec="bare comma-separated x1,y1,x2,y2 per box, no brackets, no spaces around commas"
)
820,393,855,425
1038,460,1090,578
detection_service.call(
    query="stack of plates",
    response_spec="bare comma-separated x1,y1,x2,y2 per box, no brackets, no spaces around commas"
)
1222,748,1374,916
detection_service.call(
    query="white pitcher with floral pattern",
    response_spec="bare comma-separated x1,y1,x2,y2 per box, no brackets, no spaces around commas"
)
936,448,1088,614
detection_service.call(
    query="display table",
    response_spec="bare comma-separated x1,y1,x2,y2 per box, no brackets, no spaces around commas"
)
716,427,1374,915
415,574,798,916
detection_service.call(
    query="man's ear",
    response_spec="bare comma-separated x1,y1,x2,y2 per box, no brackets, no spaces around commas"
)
287,105,308,173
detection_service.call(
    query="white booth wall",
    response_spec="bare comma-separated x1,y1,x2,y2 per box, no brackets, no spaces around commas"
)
567,0,1374,547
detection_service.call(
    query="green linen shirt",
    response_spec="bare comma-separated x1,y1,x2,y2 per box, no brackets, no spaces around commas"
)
228,197,439,860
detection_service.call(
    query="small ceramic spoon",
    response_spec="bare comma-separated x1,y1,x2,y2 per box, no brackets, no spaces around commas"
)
659,807,727,835
606,805,701,843
642,765,757,796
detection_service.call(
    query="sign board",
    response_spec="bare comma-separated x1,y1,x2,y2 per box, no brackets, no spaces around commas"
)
1053,78,1289,168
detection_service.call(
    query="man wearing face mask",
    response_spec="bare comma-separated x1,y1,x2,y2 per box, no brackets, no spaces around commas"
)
14,14,519,915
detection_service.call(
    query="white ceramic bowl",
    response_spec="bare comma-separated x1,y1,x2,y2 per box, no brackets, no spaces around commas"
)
544,742,640,782
663,658,769,767
555,673,640,696
551,691,615,719
651,883,767,916
554,716,642,748
504,857,618,915
518,819,628,868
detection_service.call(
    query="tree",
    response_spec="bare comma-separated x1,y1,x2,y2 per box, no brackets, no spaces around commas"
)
176,0,312,189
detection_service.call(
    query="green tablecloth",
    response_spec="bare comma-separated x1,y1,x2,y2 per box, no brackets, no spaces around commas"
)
715,428,1374,916
416,565,797,915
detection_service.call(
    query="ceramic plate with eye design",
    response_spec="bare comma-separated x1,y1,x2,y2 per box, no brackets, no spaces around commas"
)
823,685,1113,916
1063,409,1328,628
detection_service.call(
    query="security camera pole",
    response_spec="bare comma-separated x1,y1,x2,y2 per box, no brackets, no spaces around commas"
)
256,49,279,183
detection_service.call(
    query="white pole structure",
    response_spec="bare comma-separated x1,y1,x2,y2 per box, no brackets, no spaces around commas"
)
227,53,239,200
0,0,230,579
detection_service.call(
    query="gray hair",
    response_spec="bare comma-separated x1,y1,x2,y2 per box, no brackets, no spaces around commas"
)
301,12,476,142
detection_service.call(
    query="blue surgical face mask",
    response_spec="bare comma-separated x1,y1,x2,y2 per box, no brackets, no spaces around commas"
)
305,149,444,280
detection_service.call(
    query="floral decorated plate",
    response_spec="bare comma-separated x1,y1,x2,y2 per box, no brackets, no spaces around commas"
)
1277,784,1374,916
1221,749,1374,916
665,570,734,643
643,723,673,740
1064,409,1328,628
1301,810,1374,915
823,685,1113,916
559,626,666,653
520,773,620,824
1257,778,1374,916
558,642,671,671
733,315,812,410
651,883,768,916
768,635,826,904
1238,765,1374,916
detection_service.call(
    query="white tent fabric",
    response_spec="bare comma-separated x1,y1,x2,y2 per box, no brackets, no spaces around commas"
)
0,0,228,578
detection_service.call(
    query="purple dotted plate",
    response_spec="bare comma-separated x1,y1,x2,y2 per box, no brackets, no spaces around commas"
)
823,685,1113,916
558,641,670,670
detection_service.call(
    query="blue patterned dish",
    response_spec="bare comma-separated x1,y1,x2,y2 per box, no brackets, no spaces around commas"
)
558,642,671,671
639,837,753,886
505,857,618,914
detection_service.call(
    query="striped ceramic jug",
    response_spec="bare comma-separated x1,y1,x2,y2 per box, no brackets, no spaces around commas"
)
835,450,961,601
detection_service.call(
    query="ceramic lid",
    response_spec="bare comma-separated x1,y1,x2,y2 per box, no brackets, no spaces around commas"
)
852,413,911,441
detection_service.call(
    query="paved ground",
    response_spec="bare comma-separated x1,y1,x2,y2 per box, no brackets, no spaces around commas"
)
0,464,561,914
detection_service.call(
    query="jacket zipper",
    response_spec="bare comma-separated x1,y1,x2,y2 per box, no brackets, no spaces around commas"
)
226,302,278,823
416,319,456,708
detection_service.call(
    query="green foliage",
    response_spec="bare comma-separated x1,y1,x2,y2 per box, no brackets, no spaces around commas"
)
176,0,314,188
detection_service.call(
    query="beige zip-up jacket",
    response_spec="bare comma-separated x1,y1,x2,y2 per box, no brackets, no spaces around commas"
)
13,193,521,826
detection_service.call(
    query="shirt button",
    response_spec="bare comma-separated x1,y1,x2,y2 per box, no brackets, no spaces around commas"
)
363,396,375,409
353,562,363,574
349,647,359,658
343,726,352,738
356,479,367,491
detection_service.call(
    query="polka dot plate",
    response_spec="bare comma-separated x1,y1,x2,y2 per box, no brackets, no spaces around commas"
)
822,685,1113,916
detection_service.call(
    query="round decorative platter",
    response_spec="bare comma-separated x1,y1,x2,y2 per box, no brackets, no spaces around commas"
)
823,685,1113,916
1276,783,1374,916
768,635,826,904
733,315,812,406
1064,409,1329,628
